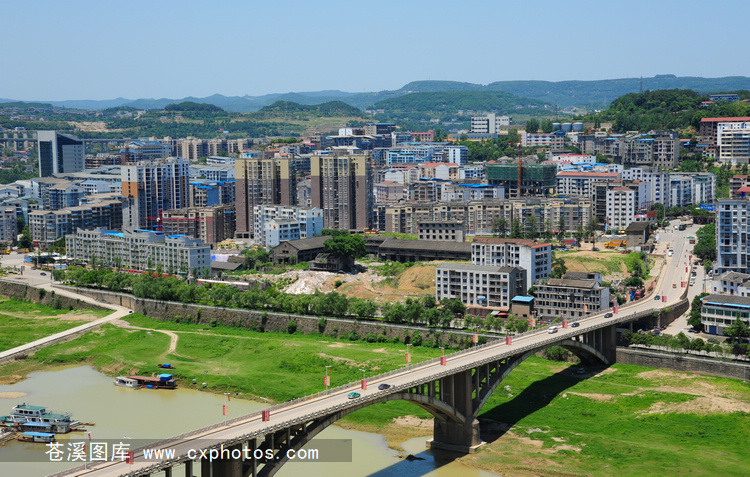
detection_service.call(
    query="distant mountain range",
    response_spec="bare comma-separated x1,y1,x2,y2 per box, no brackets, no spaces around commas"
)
3,75,749,113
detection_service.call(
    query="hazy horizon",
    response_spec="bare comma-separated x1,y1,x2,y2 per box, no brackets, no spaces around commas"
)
3,0,749,101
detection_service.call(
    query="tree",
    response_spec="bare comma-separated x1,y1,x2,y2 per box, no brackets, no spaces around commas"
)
688,292,709,331
491,217,508,237
556,215,566,243
525,118,540,133
323,234,365,266
723,316,750,341
585,217,600,242
550,254,567,279
541,119,554,133
574,221,585,247
18,227,32,249
595,153,611,164
525,214,539,239
510,217,524,238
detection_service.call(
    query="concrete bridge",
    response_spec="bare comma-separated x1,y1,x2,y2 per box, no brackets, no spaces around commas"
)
48,222,696,477
50,304,680,477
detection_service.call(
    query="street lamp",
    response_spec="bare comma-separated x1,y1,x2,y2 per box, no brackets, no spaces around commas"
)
359,368,366,381
406,344,412,369
324,365,332,393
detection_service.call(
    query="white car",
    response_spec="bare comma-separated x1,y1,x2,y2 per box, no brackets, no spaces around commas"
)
548,326,558,334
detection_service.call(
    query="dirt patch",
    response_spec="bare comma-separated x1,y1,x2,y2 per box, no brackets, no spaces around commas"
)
553,444,582,452
637,369,699,380
640,396,750,416
596,367,618,375
59,312,100,322
372,348,387,353
514,435,545,448
317,353,356,366
0,392,27,399
283,343,300,347
392,416,432,430
327,343,352,348
566,392,615,402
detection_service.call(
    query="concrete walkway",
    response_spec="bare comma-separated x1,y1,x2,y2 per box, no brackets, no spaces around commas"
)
0,278,132,362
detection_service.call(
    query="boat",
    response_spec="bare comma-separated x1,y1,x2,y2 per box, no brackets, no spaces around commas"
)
1,403,81,434
114,376,139,388
126,374,177,389
17,431,56,443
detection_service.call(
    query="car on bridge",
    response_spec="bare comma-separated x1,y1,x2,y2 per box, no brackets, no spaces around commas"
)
548,326,558,334
378,384,391,390
604,313,613,318
654,295,661,300
571,322,580,328
347,392,360,399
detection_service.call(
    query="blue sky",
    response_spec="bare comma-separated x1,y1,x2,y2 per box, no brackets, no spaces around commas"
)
3,0,749,101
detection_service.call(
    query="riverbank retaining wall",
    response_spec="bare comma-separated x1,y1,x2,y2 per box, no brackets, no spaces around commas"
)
616,347,750,381
0,280,108,312
51,285,494,348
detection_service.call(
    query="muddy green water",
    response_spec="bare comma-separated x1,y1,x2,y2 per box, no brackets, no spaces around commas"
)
0,366,498,477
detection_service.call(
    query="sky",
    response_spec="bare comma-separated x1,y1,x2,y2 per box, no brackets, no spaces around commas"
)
3,0,750,101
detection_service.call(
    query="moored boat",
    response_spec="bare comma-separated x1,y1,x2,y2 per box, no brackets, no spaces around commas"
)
113,376,139,388
18,431,56,443
1,403,82,433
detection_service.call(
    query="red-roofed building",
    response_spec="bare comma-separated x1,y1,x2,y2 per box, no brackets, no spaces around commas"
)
699,117,750,147
557,171,621,199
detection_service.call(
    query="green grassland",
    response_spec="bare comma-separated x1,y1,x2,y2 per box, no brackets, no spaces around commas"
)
2,309,749,476
0,297,112,352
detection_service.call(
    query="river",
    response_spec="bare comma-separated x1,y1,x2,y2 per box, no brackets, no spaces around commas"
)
0,366,498,477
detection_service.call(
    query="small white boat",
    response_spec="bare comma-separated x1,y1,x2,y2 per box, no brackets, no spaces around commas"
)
114,376,139,388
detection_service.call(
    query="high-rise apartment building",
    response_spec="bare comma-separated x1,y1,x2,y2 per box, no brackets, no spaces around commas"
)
234,153,296,239
715,199,750,275
121,158,190,230
310,151,373,231
37,131,85,177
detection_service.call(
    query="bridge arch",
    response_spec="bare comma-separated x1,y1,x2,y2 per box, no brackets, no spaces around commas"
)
254,392,466,477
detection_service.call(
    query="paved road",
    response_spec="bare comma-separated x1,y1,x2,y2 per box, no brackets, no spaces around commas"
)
54,228,699,477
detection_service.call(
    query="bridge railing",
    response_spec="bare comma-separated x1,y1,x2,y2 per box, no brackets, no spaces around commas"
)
48,306,664,477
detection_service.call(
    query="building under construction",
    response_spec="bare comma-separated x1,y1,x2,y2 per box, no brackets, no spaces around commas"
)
485,159,557,198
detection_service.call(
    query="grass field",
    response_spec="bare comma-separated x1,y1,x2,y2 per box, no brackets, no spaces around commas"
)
0,297,112,352
2,309,749,476
2,313,443,402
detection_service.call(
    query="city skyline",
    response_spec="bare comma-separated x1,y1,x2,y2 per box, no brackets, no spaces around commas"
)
3,0,749,101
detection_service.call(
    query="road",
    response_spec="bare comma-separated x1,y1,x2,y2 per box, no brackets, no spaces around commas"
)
53,228,699,477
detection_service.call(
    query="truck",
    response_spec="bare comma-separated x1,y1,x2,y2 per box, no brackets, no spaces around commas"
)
678,224,686,231
605,240,627,248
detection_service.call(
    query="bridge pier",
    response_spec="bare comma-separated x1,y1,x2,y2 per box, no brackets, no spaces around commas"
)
200,444,243,477
426,370,482,453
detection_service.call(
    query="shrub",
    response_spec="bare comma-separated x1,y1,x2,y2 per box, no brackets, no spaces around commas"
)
365,333,377,343
348,330,359,341
412,331,423,346
334,279,343,288
377,334,388,343
391,336,400,344
318,317,327,331
543,345,571,361
287,320,297,334
210,319,218,327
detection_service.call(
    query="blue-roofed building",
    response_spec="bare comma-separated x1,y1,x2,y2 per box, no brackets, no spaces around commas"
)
700,294,750,335
66,226,211,273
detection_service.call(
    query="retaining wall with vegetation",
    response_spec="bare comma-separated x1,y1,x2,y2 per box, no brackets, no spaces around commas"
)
0,280,108,312
616,347,750,381
52,285,494,348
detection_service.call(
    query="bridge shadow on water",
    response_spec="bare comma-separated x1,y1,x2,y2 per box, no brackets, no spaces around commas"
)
365,364,604,477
